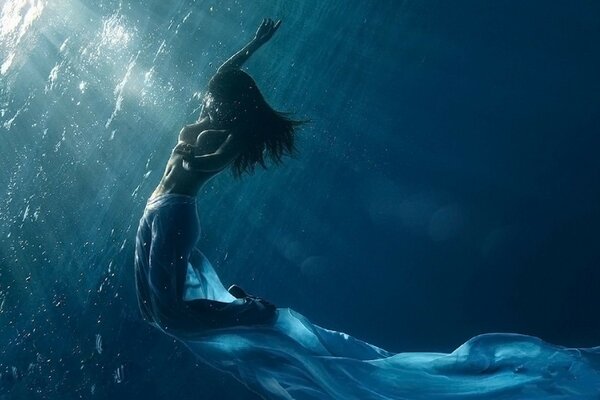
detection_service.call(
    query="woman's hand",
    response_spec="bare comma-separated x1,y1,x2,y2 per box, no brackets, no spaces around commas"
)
173,142,195,158
253,18,281,46
217,18,282,73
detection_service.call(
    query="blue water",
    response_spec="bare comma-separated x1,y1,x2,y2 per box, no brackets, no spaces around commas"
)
1,0,600,399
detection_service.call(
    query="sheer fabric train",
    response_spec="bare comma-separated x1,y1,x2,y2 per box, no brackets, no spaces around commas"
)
138,195,600,400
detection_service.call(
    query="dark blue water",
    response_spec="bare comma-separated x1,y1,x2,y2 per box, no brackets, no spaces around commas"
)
1,0,599,398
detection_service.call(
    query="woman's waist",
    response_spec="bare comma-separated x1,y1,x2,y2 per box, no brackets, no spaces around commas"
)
151,170,211,201
146,192,197,210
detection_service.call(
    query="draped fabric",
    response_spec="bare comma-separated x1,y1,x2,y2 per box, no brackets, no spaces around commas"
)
173,253,600,400
136,195,600,399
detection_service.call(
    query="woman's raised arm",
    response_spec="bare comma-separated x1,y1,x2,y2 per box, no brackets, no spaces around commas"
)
216,18,282,74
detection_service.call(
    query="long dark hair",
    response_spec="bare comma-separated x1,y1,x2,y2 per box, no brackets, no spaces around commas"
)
207,69,305,179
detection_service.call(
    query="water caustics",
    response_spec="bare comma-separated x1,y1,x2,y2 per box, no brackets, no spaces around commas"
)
2,0,600,399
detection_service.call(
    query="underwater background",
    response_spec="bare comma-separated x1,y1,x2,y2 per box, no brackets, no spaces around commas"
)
1,0,599,398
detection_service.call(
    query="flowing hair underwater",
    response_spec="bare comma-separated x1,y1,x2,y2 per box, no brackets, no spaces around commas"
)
207,68,306,179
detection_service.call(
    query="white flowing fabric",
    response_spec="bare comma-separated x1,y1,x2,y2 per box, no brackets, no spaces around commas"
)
150,251,600,400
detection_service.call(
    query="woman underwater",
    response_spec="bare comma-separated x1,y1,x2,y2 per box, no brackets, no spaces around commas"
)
134,18,291,336
134,19,600,400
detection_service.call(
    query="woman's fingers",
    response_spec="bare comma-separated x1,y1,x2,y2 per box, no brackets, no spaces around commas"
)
256,18,281,41
173,143,193,156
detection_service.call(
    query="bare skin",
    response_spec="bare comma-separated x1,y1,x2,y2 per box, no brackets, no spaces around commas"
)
142,19,283,329
150,18,282,200
150,120,240,199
